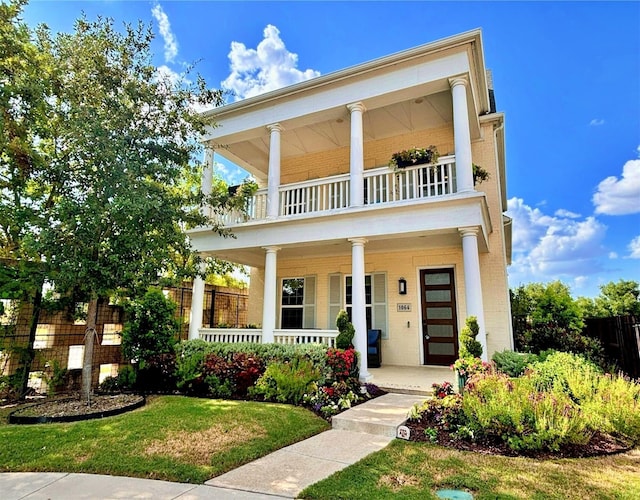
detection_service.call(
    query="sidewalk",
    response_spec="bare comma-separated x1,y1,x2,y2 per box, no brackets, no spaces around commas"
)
0,393,428,499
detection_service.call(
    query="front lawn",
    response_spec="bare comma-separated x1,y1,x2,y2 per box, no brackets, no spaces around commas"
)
0,395,329,483
300,439,640,499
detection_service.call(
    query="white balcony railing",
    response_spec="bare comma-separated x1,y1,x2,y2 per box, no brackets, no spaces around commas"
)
216,156,455,226
198,328,338,347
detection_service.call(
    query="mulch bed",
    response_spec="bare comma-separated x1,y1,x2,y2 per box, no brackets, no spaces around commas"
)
405,417,632,459
7,394,145,424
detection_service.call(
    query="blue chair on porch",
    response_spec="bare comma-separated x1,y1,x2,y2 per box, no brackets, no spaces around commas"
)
367,329,381,368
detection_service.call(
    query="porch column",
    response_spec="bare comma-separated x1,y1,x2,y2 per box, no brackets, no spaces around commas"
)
349,237,370,381
450,78,474,193
266,123,283,218
189,263,206,340
459,227,487,360
261,246,280,343
189,147,215,340
347,102,365,207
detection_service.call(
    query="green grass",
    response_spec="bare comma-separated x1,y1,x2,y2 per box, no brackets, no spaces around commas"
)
0,395,329,483
300,440,640,500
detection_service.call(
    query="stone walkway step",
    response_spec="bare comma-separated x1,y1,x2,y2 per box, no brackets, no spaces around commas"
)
207,393,429,498
206,429,393,498
331,392,427,437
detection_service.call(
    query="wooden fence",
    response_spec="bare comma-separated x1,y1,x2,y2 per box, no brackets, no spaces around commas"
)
583,315,640,379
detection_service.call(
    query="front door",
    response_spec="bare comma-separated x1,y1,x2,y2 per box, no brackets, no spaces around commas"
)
420,269,458,365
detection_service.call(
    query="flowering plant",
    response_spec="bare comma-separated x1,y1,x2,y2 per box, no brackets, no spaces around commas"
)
431,381,454,399
304,379,368,418
389,145,439,169
326,347,356,380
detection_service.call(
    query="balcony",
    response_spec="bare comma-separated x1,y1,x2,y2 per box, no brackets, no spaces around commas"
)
217,156,457,227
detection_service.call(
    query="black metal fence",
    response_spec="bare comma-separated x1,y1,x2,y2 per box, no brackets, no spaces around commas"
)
203,290,249,328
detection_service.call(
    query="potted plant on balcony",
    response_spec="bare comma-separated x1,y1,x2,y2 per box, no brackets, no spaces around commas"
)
388,145,439,169
472,164,490,185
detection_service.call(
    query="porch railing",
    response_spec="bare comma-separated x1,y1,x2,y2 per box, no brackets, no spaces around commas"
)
199,328,262,344
216,156,455,225
198,328,338,347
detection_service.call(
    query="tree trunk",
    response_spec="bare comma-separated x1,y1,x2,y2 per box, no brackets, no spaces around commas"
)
17,286,43,398
81,297,99,402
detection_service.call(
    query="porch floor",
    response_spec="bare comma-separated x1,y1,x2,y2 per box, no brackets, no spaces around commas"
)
368,364,455,396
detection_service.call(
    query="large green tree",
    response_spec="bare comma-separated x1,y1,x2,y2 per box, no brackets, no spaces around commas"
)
577,280,640,318
0,0,55,395
1,4,254,400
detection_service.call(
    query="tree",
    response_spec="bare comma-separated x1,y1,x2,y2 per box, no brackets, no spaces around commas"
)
28,15,253,400
595,280,640,317
0,0,55,396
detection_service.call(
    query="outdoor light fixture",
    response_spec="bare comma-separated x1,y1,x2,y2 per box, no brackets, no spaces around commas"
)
398,277,407,295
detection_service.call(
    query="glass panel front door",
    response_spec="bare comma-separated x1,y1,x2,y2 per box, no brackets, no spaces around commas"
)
421,269,458,365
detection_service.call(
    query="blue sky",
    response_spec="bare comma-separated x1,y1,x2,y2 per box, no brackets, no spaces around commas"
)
21,1,640,299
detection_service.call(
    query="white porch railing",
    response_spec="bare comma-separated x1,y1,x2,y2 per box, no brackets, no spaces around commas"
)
199,328,263,344
273,329,338,347
198,328,338,347
215,156,455,225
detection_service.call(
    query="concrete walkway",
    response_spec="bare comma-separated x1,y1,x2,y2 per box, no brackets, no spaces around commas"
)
0,393,428,499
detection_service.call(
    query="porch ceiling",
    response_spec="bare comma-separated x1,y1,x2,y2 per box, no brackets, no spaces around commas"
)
198,228,468,269
217,91,454,175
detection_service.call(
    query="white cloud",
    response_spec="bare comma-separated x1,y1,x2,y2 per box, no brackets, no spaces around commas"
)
507,197,607,284
589,118,605,126
222,24,321,101
151,2,178,63
593,158,640,215
629,235,640,259
554,208,581,219
608,251,618,259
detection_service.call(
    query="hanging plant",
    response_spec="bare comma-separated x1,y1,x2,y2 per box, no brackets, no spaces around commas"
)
388,145,439,169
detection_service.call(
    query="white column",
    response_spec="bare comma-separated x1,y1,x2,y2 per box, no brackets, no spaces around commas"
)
266,124,283,218
347,102,365,207
189,264,207,340
349,237,370,381
261,246,280,343
201,148,214,217
450,78,474,193
459,227,487,360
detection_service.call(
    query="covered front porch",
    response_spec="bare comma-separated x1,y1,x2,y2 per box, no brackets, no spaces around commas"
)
197,327,453,395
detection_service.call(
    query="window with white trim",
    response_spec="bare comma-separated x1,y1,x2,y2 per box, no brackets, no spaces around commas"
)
344,273,388,339
280,276,316,329
67,345,85,370
33,324,55,349
102,323,122,345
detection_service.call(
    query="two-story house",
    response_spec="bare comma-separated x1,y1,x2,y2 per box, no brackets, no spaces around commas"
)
187,29,513,381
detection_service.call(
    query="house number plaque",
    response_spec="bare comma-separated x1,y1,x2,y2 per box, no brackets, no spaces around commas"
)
397,303,412,312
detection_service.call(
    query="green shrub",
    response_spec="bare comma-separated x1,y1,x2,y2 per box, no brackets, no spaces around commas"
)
175,347,208,394
117,364,137,389
492,350,538,377
459,316,483,358
335,310,355,349
462,372,591,452
250,358,322,405
122,288,179,368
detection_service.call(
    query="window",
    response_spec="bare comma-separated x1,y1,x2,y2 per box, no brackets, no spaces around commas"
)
67,345,85,370
346,275,372,330
280,277,316,329
73,302,89,325
281,278,304,328
0,299,17,325
99,363,119,383
33,324,55,349
344,273,388,339
102,324,122,345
